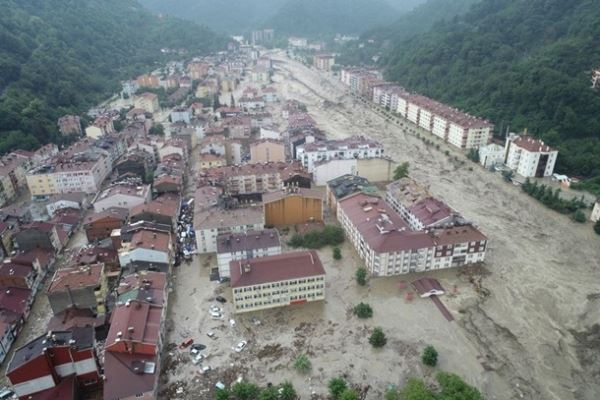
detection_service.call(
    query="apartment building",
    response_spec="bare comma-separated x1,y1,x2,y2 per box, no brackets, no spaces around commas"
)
296,136,384,173
478,143,506,168
135,92,160,114
337,192,487,276
46,263,107,316
504,134,558,178
194,207,264,254
136,74,160,88
85,115,115,139
57,115,82,136
216,229,281,278
250,140,286,163
231,251,326,313
200,161,311,196
325,174,378,212
118,230,173,271
7,327,101,399
93,183,151,212
313,54,336,71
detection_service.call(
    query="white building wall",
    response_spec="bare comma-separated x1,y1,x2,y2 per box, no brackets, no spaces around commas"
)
196,222,265,254
447,123,466,149
396,97,408,116
418,109,432,131
217,245,282,278
591,202,600,222
93,194,147,212
406,103,420,125
314,159,357,186
118,247,169,266
431,116,448,140
479,144,505,168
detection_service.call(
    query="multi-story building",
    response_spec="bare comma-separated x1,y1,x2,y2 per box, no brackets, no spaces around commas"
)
231,251,326,313
199,154,227,170
93,183,151,212
136,74,160,88
118,230,173,271
313,157,396,186
325,174,378,212
591,201,600,223
263,187,324,226
57,115,82,136
129,194,179,228
13,221,64,253
296,136,384,173
250,140,286,164
85,115,115,139
170,107,191,124
313,54,336,71
46,263,107,316
7,327,102,399
504,134,558,178
83,207,128,242
200,161,311,196
216,229,282,278
134,92,160,114
478,143,506,168
337,192,487,276
122,80,139,97
194,207,264,254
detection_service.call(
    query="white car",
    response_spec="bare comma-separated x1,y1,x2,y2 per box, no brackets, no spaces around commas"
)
201,365,212,374
209,305,221,314
211,313,223,320
229,319,236,328
234,340,247,353
192,354,204,365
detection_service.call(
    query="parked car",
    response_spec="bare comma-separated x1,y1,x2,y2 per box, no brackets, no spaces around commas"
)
235,340,247,352
209,305,221,313
179,338,193,349
191,343,206,351
201,365,212,374
210,312,223,320
229,319,236,328
207,331,217,339
0,388,16,400
216,296,227,303
192,354,205,365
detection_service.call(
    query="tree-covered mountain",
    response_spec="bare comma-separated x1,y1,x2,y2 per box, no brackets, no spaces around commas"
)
381,0,600,181
262,0,401,36
336,0,479,66
0,0,225,154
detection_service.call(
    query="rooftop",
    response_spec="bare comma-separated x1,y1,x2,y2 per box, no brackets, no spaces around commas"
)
216,229,280,254
386,178,430,209
299,136,382,152
327,174,378,200
408,197,456,227
194,206,264,231
103,351,157,400
130,195,179,219
106,300,162,348
512,135,555,153
230,251,325,288
47,264,104,293
84,207,129,225
97,183,150,201
262,187,324,204
128,230,171,253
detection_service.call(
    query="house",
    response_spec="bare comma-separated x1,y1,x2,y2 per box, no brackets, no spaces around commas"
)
103,300,163,400
13,222,63,253
57,115,82,136
504,134,558,178
0,319,15,365
93,184,151,212
115,270,167,307
170,107,191,124
46,306,106,334
313,53,336,71
262,87,278,103
0,222,13,258
259,126,281,140
337,192,487,276
224,116,252,139
479,143,506,168
296,136,384,173
0,286,33,322
71,245,120,278
250,140,286,164
591,201,600,223
263,187,324,226
250,67,270,84
194,207,264,254
137,74,160,88
231,251,325,313
11,248,55,276
325,174,378,212
135,92,160,114
45,192,87,217
85,115,115,139
216,229,281,278
7,327,101,400
84,208,129,242
118,230,172,272
115,151,155,182
239,96,265,111
129,194,180,228
199,154,227,170
153,175,183,194
46,263,107,315
0,263,37,293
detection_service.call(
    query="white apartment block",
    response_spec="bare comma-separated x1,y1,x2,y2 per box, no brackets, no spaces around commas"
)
26,158,108,197
479,144,506,168
591,201,600,223
504,134,558,178
216,229,282,278
194,207,265,254
337,192,487,276
296,136,384,173
231,251,326,313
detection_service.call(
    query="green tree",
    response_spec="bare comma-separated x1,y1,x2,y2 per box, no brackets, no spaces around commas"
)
436,372,484,400
594,219,600,235
385,388,400,400
339,389,359,400
355,267,367,286
466,148,479,163
113,120,124,132
369,327,387,348
393,162,410,180
353,302,373,318
333,247,342,260
573,210,586,223
422,345,438,367
293,353,311,374
502,170,514,182
328,377,348,399
399,378,435,400
231,381,260,400
149,123,164,136
279,381,297,400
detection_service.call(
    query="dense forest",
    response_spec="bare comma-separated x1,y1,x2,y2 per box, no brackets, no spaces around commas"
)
0,0,225,154
138,0,426,34
379,0,600,185
336,0,479,66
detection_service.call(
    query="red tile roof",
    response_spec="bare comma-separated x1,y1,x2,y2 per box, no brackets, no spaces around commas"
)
103,352,157,400
129,230,171,253
512,136,554,153
0,286,31,316
47,264,103,293
106,300,162,347
230,251,325,288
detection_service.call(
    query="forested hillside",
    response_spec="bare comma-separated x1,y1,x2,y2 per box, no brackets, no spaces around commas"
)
336,0,479,66
262,0,400,35
381,0,600,182
0,0,225,154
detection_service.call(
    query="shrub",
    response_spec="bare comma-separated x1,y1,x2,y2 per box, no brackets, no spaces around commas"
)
355,267,367,286
279,381,297,400
328,377,348,399
393,162,410,180
215,388,230,400
400,378,435,400
502,170,514,182
385,388,400,400
436,372,484,400
422,345,438,367
339,389,359,400
353,302,373,318
466,148,480,163
288,225,344,249
333,247,342,260
293,353,311,374
369,327,387,348
573,210,587,223
258,386,279,400
232,381,260,400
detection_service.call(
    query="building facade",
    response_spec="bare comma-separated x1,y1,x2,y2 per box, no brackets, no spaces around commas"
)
216,229,282,278
504,134,558,178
